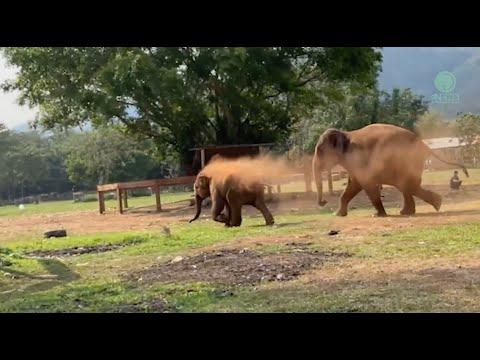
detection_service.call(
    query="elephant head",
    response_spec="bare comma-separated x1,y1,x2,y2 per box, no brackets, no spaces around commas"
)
312,128,350,206
189,174,211,223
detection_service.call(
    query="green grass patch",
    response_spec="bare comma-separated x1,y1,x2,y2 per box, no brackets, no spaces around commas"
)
3,207,480,312
0,192,191,218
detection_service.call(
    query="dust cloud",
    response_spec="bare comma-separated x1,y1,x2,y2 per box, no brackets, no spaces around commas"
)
200,154,300,187
198,153,319,212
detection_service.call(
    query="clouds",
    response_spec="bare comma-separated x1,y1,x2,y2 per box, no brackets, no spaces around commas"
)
0,54,38,130
379,47,480,118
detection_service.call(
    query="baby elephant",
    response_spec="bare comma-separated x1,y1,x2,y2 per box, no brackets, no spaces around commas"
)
189,169,275,227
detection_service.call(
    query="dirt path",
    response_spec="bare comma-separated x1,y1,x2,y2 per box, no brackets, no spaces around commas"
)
1,184,479,242
0,202,193,242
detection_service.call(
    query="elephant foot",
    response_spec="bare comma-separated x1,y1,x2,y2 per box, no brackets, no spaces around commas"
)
335,209,348,217
318,200,328,207
215,214,228,223
373,212,388,218
432,195,442,212
400,208,415,216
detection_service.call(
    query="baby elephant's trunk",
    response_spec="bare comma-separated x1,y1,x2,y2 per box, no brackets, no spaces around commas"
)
189,194,203,223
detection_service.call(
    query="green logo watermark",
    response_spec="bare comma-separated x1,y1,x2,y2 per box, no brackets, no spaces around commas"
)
434,71,456,93
431,71,459,104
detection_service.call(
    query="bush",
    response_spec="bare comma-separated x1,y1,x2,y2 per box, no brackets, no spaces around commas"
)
130,189,152,197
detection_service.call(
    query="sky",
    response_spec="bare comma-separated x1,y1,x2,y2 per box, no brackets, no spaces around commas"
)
0,55,38,130
1,47,480,131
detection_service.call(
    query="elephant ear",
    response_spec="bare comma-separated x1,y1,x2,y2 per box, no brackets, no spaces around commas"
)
197,175,210,188
327,130,350,153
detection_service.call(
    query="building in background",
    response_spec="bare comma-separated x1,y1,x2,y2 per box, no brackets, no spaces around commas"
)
423,137,478,169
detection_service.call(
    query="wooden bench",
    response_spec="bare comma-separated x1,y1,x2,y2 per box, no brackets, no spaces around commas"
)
96,176,196,214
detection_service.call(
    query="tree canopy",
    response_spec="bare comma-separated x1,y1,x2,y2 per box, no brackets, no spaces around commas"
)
0,127,176,201
1,47,382,164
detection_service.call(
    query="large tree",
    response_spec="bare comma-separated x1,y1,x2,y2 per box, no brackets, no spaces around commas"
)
0,131,52,200
0,126,174,200
1,47,382,165
60,127,175,187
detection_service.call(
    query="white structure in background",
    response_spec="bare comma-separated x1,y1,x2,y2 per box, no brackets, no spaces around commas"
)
423,136,477,169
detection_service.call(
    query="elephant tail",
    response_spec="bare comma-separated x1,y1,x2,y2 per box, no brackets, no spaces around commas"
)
428,148,469,177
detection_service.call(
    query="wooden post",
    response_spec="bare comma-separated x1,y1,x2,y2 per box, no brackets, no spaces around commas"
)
154,185,161,212
116,188,123,214
98,191,105,214
123,190,128,209
200,149,206,169
327,170,333,195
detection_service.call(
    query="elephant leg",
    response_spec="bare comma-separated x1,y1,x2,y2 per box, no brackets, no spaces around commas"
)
364,185,387,217
400,192,416,215
254,197,275,226
226,190,242,227
336,177,362,216
414,187,442,211
211,193,227,223
223,201,232,227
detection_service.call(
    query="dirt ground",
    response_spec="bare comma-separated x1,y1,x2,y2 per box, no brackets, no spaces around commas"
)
2,184,480,242
132,246,351,286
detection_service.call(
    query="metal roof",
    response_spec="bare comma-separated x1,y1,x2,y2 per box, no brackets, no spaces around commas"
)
423,137,463,150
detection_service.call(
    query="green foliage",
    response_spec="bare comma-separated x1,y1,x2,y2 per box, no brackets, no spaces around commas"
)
1,47,382,163
456,113,480,165
60,126,174,187
0,126,180,201
0,130,67,200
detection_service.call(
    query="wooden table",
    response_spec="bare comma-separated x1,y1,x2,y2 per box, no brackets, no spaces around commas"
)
96,176,196,214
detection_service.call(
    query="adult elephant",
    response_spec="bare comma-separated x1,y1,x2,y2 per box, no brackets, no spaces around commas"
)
312,123,469,217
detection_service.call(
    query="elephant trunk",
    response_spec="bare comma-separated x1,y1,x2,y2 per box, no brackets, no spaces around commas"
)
313,156,327,206
189,194,203,223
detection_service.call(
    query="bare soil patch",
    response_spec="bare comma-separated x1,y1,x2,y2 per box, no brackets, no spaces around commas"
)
26,242,138,258
3,184,480,243
133,246,351,286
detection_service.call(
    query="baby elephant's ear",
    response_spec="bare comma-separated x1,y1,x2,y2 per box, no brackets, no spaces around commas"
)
327,130,350,153
198,175,210,187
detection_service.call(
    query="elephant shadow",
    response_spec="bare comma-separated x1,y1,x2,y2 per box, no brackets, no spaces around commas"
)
248,220,317,228
1,258,80,295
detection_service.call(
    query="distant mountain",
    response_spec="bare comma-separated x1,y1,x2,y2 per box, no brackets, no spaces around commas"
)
378,47,480,118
